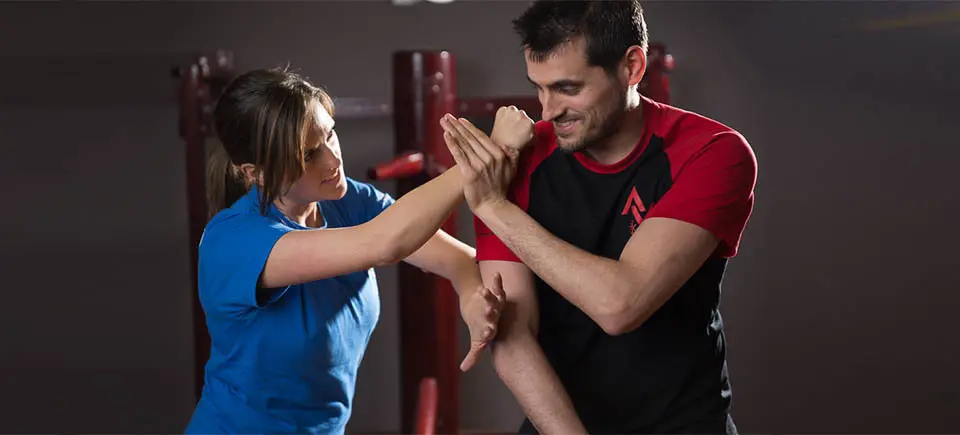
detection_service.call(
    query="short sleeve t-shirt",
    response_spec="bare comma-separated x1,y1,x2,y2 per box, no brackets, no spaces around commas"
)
474,97,757,433
185,177,395,435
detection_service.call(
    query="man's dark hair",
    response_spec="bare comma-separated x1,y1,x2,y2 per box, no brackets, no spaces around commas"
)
512,0,648,73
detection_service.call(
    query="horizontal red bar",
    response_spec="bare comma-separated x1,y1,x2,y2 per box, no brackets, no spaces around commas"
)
457,96,541,119
330,96,542,120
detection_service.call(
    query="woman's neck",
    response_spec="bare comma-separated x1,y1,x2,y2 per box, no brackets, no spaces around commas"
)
274,197,323,228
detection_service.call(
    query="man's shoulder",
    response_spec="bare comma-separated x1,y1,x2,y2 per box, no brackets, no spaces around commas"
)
512,120,559,175
650,99,753,166
528,120,559,159
653,100,742,139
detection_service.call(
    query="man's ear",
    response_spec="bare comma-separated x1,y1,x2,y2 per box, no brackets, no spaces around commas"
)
622,45,647,88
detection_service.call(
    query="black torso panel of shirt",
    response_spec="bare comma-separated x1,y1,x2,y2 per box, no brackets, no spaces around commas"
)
519,136,733,434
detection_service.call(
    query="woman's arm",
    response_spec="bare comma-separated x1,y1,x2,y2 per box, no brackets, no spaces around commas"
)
404,231,505,371
404,229,482,295
261,163,465,289
259,113,510,289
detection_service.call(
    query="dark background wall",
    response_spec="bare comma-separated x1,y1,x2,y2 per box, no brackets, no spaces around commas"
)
0,1,956,433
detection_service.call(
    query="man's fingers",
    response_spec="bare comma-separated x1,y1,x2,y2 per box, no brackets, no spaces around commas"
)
459,117,505,161
455,117,496,165
442,116,481,171
443,115,484,171
442,130,473,173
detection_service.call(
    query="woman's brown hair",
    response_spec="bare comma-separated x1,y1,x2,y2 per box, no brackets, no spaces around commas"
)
206,67,335,219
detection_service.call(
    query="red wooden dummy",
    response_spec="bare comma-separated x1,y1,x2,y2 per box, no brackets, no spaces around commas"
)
372,44,674,434
172,50,236,400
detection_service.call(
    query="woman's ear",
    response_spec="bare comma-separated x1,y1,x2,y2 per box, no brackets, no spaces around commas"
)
238,163,261,185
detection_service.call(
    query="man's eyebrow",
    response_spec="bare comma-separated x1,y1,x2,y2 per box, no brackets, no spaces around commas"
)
528,76,584,89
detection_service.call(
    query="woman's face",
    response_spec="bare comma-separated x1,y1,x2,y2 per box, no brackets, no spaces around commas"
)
285,101,347,204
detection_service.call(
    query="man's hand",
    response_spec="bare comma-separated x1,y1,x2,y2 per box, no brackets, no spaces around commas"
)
490,105,535,156
458,272,507,371
440,114,517,213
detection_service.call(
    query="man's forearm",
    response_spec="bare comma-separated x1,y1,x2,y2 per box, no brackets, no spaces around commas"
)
491,332,586,434
476,200,634,327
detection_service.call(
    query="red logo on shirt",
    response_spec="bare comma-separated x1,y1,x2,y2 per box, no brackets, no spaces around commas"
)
622,187,646,234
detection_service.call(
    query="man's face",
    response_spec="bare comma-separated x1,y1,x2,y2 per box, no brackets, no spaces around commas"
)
525,38,627,152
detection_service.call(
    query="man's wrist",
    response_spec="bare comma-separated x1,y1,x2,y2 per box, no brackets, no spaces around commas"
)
475,197,511,224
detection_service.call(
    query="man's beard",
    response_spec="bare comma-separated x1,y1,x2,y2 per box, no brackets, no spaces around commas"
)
557,105,626,154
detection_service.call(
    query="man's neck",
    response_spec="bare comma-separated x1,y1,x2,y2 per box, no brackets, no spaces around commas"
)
582,98,645,166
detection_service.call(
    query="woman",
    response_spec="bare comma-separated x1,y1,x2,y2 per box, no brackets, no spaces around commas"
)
185,67,509,434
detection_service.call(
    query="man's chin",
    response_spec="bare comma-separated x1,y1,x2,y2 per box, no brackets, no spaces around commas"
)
556,137,588,153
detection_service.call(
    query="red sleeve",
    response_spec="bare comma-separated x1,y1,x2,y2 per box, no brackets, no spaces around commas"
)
646,131,757,257
474,121,554,263
474,215,521,262
474,162,527,262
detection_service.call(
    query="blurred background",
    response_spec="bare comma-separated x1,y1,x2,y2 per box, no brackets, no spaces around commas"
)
0,0,957,433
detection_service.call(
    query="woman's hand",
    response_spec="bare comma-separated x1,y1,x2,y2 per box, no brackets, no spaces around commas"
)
458,272,507,371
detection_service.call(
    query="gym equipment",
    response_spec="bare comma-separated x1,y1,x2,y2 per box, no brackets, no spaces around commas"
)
172,43,673,433
171,50,236,400
371,45,673,433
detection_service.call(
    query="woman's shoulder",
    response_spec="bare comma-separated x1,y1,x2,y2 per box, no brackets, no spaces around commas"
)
334,177,395,223
342,176,385,198
202,198,291,249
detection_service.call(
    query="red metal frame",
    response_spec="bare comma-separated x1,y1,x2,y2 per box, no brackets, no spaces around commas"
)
379,46,673,434
415,377,439,435
174,44,673,432
172,50,236,400
391,50,462,434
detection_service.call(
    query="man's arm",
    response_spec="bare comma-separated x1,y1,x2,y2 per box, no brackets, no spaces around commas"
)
455,122,756,336
475,207,717,335
480,260,587,434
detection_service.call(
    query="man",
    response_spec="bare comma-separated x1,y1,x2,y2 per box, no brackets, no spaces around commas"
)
440,1,757,433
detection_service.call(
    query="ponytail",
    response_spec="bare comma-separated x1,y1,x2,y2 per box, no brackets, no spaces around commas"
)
206,143,250,220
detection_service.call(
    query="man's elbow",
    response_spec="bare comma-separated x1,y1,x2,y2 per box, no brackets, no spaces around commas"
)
593,287,653,336
595,311,648,336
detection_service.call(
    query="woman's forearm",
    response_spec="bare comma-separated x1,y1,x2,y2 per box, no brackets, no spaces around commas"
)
403,229,481,299
369,166,465,265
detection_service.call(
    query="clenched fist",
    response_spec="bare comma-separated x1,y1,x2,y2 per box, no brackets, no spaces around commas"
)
490,105,535,155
